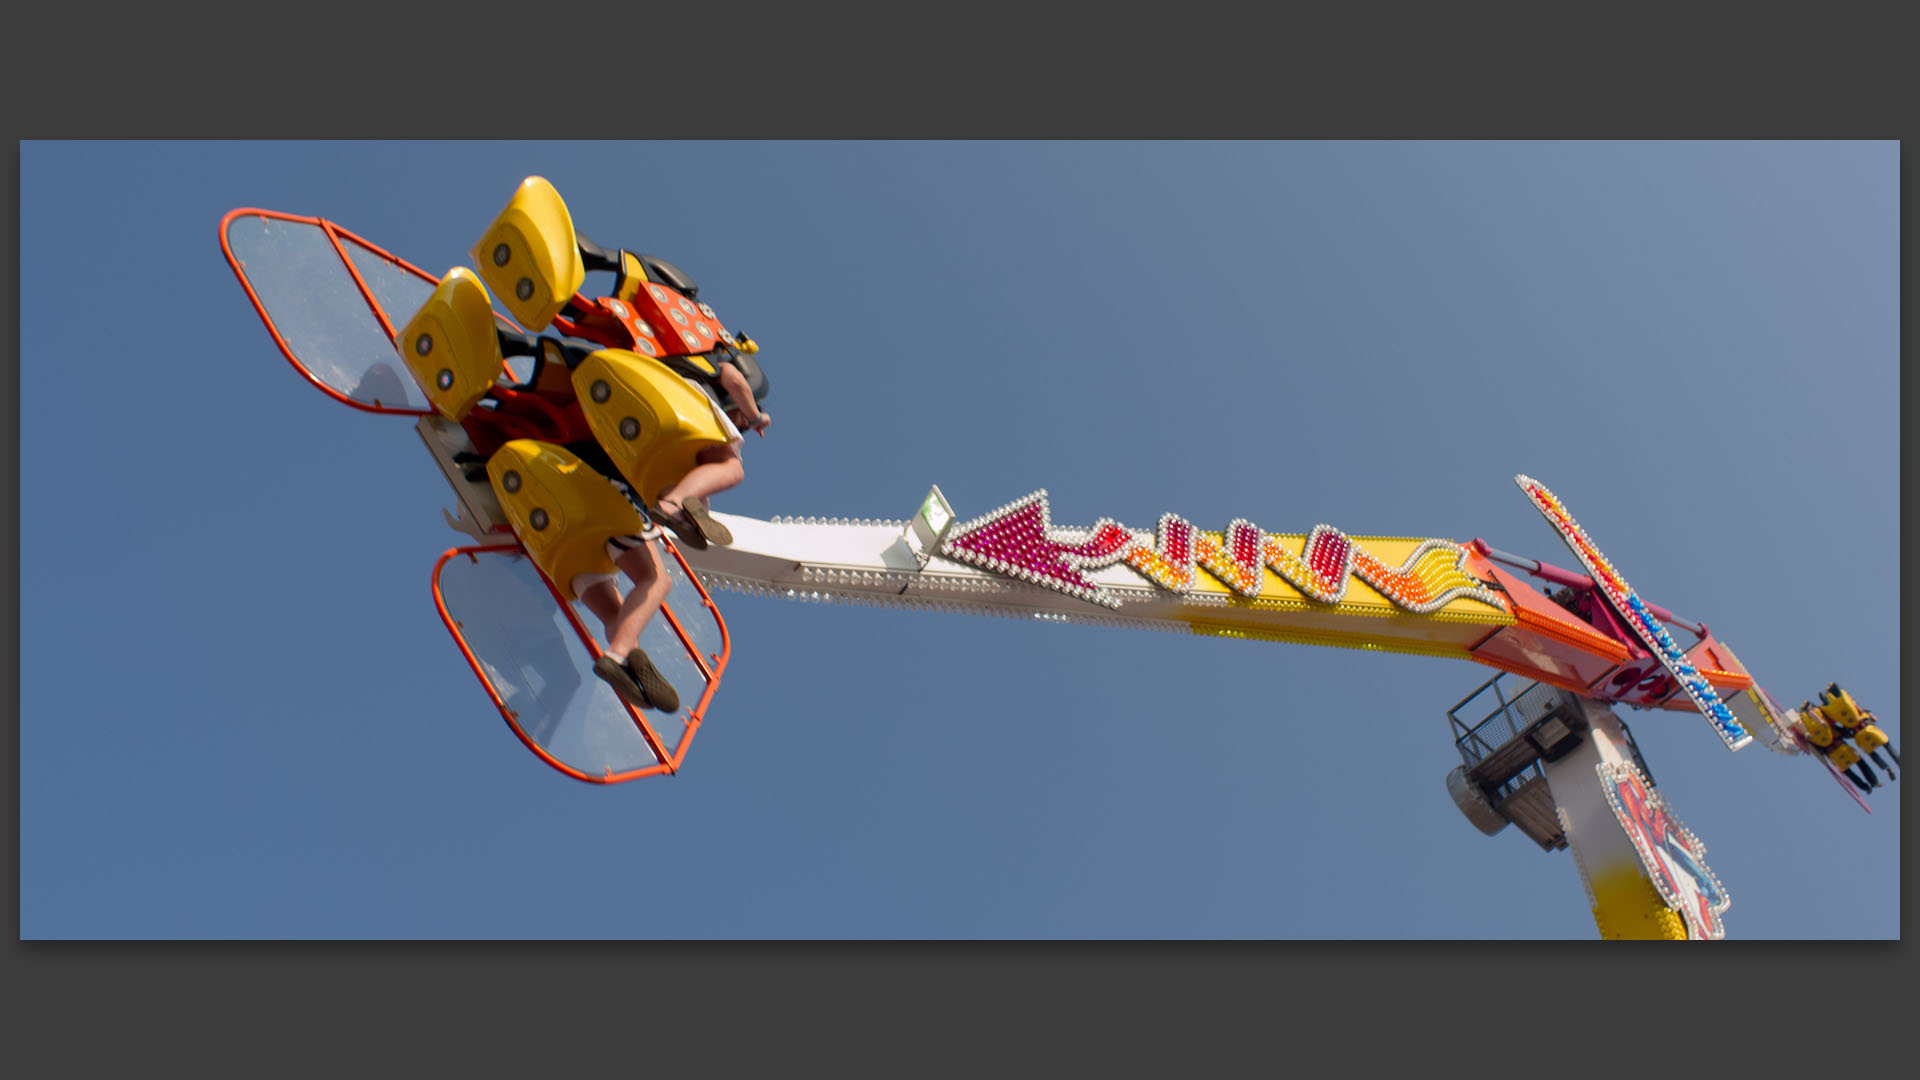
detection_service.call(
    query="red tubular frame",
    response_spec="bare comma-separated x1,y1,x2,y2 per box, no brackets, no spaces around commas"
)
220,207,446,416
429,539,732,784
227,206,735,783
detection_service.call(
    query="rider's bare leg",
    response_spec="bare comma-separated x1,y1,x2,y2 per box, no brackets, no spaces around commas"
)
604,541,671,657
575,541,673,651
581,539,681,711
579,579,622,639
656,443,744,516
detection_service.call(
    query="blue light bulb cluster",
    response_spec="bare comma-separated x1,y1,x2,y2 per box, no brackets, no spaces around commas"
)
1624,595,1748,747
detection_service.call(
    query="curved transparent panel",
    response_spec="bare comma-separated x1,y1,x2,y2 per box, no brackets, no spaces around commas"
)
340,237,437,341
225,214,431,410
438,550,663,776
636,537,723,760
660,543,726,677
341,235,535,385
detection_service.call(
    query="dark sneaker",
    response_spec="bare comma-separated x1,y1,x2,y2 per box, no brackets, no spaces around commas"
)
648,501,708,550
681,495,732,546
594,654,656,710
627,649,681,713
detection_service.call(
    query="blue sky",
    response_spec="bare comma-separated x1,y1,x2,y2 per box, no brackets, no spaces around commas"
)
19,141,1898,939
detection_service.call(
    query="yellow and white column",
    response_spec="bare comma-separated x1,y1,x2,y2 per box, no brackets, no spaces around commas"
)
1543,698,1730,940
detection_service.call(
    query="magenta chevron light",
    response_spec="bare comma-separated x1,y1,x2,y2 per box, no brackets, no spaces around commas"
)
940,491,1133,607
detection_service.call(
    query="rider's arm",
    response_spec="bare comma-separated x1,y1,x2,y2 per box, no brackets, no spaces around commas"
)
716,362,768,430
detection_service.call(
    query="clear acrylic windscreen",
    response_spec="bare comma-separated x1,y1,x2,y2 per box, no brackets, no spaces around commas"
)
224,215,530,409
437,546,716,776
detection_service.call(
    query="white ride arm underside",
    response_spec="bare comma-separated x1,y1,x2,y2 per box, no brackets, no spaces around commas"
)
678,510,1198,632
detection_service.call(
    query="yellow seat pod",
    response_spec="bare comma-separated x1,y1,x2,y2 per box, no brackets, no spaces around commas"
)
1819,685,1868,727
470,176,586,331
1799,705,1834,747
394,267,503,421
573,349,732,505
1852,723,1890,754
486,439,650,601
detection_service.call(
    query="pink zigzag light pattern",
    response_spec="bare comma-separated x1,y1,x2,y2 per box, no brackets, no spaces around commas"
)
940,491,1133,608
942,491,1505,614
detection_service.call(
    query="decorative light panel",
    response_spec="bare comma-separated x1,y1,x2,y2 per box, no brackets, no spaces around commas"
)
1261,525,1357,605
940,491,1135,607
1515,476,1749,751
942,490,1506,616
1123,513,1198,593
1195,520,1264,597
1353,540,1505,615
1599,760,1729,940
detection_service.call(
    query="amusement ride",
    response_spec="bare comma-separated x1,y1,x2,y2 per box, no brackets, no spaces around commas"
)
220,177,1897,941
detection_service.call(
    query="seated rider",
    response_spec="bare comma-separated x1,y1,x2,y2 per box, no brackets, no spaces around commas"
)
456,238,772,552
574,519,680,713
446,176,776,703
486,434,684,714
565,238,771,551
1801,702,1877,793
459,331,697,712
1853,713,1898,777
1820,684,1898,783
398,269,687,713
453,318,768,553
647,341,769,550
